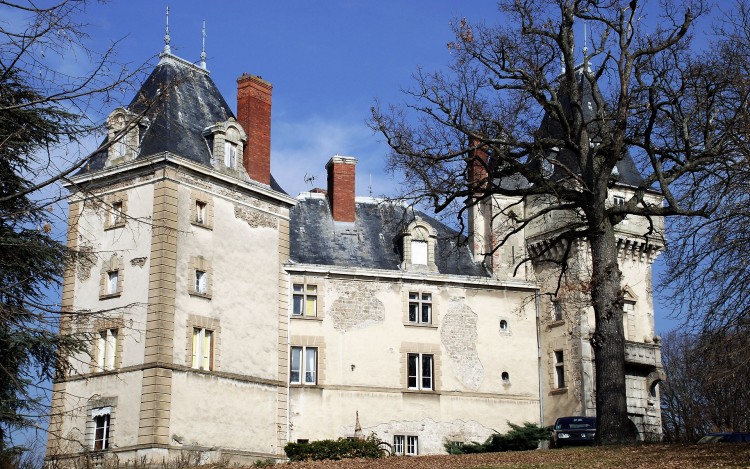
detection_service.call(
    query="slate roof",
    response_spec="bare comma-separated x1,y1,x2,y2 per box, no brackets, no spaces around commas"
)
533,66,643,187
289,196,489,278
81,54,286,193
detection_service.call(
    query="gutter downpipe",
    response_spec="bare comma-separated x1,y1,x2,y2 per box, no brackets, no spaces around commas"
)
535,288,544,428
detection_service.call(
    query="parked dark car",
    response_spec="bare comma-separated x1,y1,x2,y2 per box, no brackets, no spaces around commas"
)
551,416,596,447
697,432,750,443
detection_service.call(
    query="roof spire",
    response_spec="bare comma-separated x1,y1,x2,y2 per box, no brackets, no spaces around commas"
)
200,20,207,70
164,6,171,54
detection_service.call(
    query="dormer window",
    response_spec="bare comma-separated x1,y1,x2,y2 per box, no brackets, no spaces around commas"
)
401,217,438,272
104,108,145,167
203,118,247,174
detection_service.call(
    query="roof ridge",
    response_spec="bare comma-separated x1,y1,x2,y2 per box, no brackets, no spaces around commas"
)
158,52,210,76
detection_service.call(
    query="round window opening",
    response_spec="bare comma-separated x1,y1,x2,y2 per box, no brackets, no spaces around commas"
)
501,371,510,383
499,320,508,332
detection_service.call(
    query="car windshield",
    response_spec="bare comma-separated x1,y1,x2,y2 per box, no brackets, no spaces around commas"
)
556,417,596,430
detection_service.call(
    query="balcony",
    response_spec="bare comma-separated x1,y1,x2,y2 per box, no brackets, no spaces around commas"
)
624,341,661,367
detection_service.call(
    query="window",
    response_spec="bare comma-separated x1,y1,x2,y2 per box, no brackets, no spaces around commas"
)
502,371,510,383
499,319,509,332
623,301,635,313
553,301,563,321
406,435,419,456
408,292,432,324
192,327,213,370
613,195,625,206
292,284,317,317
224,141,237,168
407,353,433,390
107,271,119,295
97,329,118,371
114,138,127,158
195,270,207,294
290,346,317,385
92,408,111,450
393,435,404,455
111,201,124,226
411,240,428,265
195,201,207,224
554,350,565,388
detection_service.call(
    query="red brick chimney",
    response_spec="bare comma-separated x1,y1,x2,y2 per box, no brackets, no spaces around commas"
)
468,137,489,192
326,156,357,222
237,73,272,185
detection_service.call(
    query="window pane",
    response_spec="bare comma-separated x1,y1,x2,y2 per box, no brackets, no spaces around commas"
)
408,292,418,300
306,285,317,294
422,293,431,302
305,348,317,384
192,328,201,368
97,331,106,369
407,354,418,388
408,303,418,322
290,347,302,383
105,329,117,370
108,271,118,294
421,303,431,323
292,295,304,316
393,435,404,455
407,435,418,455
305,295,317,317
422,354,433,390
411,240,428,265
202,330,212,370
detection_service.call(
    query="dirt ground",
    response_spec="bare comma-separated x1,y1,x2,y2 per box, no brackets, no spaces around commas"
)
269,444,750,469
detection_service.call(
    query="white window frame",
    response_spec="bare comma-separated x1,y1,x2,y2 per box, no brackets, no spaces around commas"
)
406,435,418,456
554,350,565,388
92,407,111,450
408,292,432,325
292,284,318,317
107,271,119,295
411,240,428,265
192,327,213,370
290,346,317,385
97,328,118,371
613,195,625,206
195,200,207,224
393,435,404,455
224,141,237,168
195,270,207,294
407,353,433,390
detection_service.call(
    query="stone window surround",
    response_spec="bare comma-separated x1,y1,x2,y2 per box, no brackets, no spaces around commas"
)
190,190,214,230
104,107,145,168
185,314,221,372
400,217,438,272
203,118,247,172
103,192,128,230
188,256,213,299
399,342,441,392
290,276,325,321
289,335,326,386
550,345,567,393
85,396,117,452
90,317,125,372
99,255,124,299
402,287,438,328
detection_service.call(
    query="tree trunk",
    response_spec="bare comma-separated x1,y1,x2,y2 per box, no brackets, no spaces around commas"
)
589,223,636,445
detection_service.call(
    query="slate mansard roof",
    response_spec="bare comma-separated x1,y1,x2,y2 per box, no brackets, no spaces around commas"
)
534,66,644,187
289,195,490,278
82,54,285,192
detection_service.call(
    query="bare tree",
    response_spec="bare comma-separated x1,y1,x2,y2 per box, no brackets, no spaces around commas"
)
660,329,750,442
371,0,745,444
0,0,150,454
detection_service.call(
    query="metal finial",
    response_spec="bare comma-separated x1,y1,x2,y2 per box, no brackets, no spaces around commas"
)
164,6,171,54
583,22,591,72
200,20,207,69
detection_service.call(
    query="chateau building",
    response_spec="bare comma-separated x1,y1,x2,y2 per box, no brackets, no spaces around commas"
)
46,46,664,464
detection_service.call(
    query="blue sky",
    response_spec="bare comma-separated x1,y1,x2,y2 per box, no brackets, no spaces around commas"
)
68,1,684,332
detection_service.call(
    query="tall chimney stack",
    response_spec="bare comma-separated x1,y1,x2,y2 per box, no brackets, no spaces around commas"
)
326,156,357,223
237,73,272,185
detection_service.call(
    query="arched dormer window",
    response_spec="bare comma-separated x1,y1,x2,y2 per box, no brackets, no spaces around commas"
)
203,118,247,174
401,217,438,272
104,108,145,167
